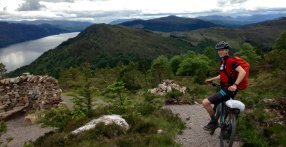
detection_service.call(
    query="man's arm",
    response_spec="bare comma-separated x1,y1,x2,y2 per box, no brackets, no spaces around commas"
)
205,75,220,82
228,66,246,91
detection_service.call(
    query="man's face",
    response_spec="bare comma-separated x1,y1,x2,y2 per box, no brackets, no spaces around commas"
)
217,48,228,58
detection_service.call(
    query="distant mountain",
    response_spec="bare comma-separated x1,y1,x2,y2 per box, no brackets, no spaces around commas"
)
9,20,93,32
173,17,286,50
119,15,220,32
197,13,286,27
244,17,286,28
109,19,136,25
197,15,240,27
8,24,193,77
0,22,69,48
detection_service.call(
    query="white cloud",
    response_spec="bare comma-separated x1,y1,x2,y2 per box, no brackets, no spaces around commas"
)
1,0,286,23
218,0,248,6
18,0,45,11
0,0,24,11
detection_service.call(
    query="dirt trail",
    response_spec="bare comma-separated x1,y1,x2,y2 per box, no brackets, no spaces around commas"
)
164,104,242,147
0,116,55,147
0,95,73,147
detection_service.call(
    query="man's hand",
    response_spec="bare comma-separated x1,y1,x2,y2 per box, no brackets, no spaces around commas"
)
228,84,237,91
205,79,212,83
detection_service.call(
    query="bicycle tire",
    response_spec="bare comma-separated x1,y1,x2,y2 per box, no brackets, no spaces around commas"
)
220,113,237,147
229,113,237,147
219,106,227,147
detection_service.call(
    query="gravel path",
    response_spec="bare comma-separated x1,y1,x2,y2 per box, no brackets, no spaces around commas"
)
164,104,242,147
0,116,55,147
0,95,73,147
0,95,105,147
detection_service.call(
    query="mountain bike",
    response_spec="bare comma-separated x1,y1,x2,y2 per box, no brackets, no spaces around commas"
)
208,81,244,147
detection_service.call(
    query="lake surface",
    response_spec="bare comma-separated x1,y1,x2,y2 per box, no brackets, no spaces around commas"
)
0,32,79,72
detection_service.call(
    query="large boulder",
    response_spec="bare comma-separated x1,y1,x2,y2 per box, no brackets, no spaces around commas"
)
71,114,129,135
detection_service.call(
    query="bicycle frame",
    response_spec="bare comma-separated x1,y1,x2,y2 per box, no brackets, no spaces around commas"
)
218,101,239,147
208,82,239,147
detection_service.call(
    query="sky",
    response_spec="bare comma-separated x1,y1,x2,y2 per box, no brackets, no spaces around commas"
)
1,0,286,23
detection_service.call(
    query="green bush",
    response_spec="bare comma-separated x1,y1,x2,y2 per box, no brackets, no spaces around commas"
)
238,91,260,107
40,108,85,131
176,54,212,83
150,55,172,84
131,119,158,134
239,115,269,147
189,84,211,100
39,107,73,131
169,55,183,74
263,124,286,146
240,129,269,147
115,134,144,147
274,31,286,50
123,111,143,127
143,91,157,102
33,132,66,147
179,93,194,104
0,121,7,133
153,109,185,133
165,89,183,99
63,117,90,133
135,102,158,116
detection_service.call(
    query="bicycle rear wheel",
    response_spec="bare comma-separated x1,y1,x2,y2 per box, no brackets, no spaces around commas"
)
220,113,237,147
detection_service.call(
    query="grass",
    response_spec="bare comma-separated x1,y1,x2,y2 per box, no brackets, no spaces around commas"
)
0,121,7,133
263,124,286,146
31,92,185,147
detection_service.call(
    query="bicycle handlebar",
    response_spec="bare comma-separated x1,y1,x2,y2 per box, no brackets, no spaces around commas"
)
206,81,221,88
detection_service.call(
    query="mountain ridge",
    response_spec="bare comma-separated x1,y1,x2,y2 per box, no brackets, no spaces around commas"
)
197,13,286,27
7,24,193,77
172,17,286,50
119,15,220,32
8,20,93,32
0,22,70,48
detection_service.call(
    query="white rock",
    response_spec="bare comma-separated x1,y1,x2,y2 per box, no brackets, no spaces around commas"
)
150,88,157,94
71,114,129,135
166,86,172,92
24,113,39,124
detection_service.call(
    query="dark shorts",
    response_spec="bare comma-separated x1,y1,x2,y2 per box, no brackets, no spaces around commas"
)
208,89,237,105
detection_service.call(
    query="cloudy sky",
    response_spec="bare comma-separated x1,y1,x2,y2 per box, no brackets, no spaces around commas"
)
1,0,286,23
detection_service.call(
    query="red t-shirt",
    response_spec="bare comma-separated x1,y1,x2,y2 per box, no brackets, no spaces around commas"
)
219,56,239,87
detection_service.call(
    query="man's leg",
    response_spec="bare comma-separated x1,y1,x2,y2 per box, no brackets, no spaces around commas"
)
202,94,221,131
202,98,215,116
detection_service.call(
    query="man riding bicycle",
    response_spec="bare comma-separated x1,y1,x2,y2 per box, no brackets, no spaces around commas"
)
202,41,246,131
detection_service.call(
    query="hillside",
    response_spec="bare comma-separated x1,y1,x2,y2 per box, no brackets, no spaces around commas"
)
172,17,286,50
10,20,93,32
0,22,69,48
197,14,286,27
109,19,136,25
119,15,220,32
8,24,193,77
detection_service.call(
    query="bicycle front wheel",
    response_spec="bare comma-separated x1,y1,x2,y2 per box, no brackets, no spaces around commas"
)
220,113,237,147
